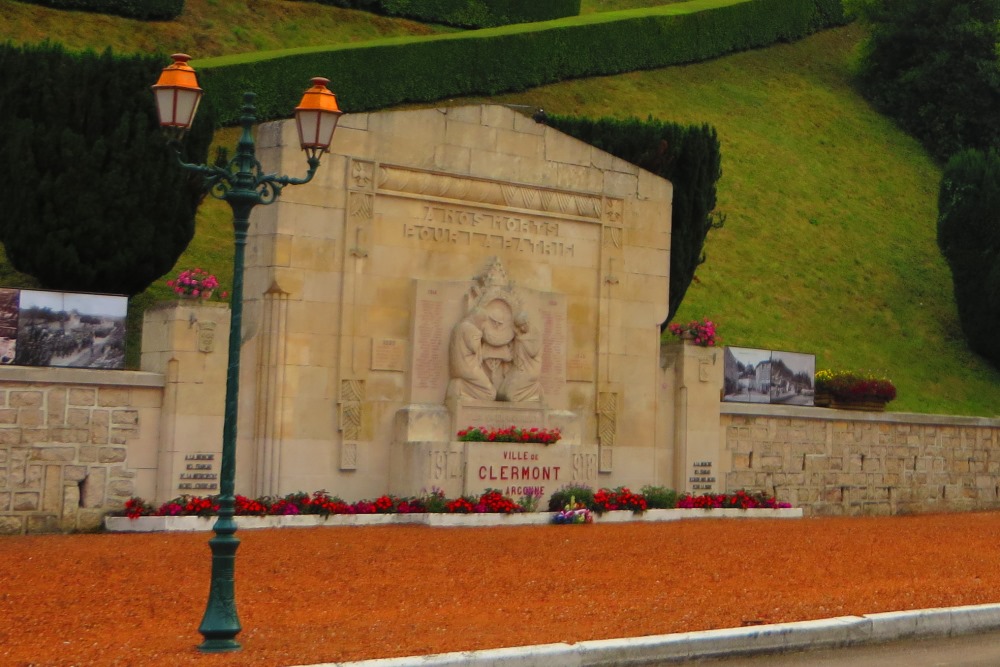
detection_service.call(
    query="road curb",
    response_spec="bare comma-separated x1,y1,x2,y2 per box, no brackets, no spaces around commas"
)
289,603,1000,667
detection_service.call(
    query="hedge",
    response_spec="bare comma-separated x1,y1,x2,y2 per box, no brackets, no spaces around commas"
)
296,0,581,29
13,0,184,20
197,0,849,125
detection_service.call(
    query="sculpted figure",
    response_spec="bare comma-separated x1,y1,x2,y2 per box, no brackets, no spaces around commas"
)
447,309,496,401
498,312,542,403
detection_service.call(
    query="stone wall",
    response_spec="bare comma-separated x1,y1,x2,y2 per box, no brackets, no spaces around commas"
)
0,367,163,534
722,403,1000,516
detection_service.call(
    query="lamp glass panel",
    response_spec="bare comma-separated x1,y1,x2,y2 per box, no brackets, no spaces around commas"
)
296,109,320,147
155,89,178,126
317,112,340,149
175,88,202,128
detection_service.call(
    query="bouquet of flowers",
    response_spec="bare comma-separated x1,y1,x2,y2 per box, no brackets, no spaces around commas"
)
166,268,227,300
666,318,719,347
551,496,593,524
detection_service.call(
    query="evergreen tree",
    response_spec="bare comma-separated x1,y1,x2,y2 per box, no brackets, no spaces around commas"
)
849,0,1000,162
542,114,723,325
0,43,213,296
937,148,1000,366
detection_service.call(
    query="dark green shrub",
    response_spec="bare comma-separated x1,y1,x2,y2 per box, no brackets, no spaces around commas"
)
0,43,214,296
543,115,723,324
197,0,850,125
937,149,1000,367
640,485,678,509
851,0,1000,162
547,483,595,512
299,0,580,28
13,0,184,21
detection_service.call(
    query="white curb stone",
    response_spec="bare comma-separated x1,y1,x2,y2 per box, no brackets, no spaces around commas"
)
867,604,1000,642
289,643,580,667
287,604,1000,667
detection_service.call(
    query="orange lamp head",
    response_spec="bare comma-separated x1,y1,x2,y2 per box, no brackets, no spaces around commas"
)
294,77,343,158
152,54,203,135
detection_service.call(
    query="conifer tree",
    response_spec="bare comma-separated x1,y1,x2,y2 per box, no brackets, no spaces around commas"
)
937,149,1000,367
0,43,213,296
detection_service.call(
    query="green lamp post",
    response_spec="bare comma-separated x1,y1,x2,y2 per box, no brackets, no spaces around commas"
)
152,54,344,653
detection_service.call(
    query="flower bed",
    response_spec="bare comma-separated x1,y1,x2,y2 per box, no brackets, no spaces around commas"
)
107,488,800,532
118,489,530,519
677,490,792,510
456,426,562,444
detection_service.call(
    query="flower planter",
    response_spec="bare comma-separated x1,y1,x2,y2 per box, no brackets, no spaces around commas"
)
813,390,832,407
830,398,889,412
424,513,550,527
105,507,802,532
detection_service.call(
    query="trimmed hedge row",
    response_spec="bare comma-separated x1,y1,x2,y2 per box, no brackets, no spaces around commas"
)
13,0,184,20
298,0,581,29
197,0,849,125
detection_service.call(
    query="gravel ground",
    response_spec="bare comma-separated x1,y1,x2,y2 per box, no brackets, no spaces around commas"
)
2,512,1000,666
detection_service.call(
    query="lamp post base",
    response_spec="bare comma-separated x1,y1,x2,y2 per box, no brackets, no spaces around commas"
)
198,637,242,654
197,525,241,653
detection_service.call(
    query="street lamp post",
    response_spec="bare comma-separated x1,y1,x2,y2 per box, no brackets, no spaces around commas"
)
152,54,343,653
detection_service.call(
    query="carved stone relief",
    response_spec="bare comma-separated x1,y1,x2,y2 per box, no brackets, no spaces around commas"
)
598,391,618,472
446,258,543,403
196,321,216,353
377,164,602,220
339,377,364,472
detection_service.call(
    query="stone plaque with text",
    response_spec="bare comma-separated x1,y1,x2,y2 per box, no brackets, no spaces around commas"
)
371,337,406,372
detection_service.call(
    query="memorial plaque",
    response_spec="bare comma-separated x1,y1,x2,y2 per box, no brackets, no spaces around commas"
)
566,351,594,382
371,337,406,372
464,442,571,505
174,452,220,493
458,405,545,430
689,460,717,492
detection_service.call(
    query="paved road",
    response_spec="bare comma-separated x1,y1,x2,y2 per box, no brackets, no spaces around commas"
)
685,630,1000,666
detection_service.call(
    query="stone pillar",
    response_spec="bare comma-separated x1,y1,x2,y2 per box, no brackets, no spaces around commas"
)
662,340,724,494
141,301,230,503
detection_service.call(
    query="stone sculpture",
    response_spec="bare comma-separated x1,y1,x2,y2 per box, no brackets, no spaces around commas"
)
447,259,543,403
498,312,542,402
447,309,497,401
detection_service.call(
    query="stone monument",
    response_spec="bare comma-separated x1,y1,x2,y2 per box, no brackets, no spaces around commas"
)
229,104,674,505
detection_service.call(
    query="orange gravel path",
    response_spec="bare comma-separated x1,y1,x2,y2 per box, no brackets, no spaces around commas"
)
3,513,1000,666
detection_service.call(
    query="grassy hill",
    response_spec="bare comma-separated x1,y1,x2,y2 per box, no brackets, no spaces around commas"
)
454,22,1000,417
4,2,998,416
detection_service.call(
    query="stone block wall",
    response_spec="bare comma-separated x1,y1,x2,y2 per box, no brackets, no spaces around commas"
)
722,404,1000,516
0,367,163,534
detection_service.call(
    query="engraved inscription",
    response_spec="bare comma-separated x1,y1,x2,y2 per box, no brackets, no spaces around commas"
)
371,338,406,372
690,460,717,491
414,298,444,391
539,301,566,399
377,164,602,219
177,453,219,491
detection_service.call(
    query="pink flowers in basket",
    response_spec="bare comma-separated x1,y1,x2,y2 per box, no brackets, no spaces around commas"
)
666,318,719,347
166,268,227,300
